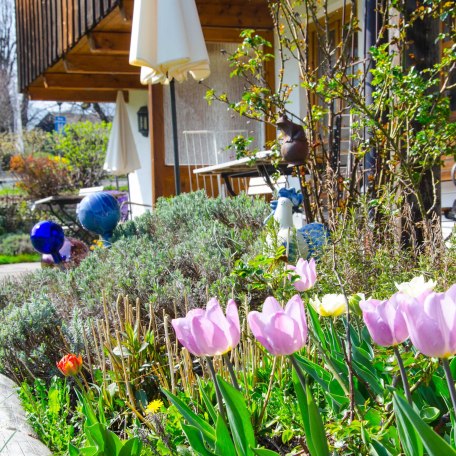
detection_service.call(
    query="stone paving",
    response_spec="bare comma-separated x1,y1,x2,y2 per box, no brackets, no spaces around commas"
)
0,375,50,455
0,263,51,454
0,263,41,282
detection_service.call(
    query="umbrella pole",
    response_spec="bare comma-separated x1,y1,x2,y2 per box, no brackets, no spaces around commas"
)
170,79,181,195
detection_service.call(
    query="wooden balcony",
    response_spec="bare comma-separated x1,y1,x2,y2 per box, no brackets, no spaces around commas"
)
15,0,273,103
16,0,121,98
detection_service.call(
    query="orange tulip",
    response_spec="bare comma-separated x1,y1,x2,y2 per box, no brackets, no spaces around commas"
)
56,354,83,377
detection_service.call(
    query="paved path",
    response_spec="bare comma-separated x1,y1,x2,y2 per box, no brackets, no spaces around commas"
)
0,263,41,282
0,375,50,455
0,264,51,454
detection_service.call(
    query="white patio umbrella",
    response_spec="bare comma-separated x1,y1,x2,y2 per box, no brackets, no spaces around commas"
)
129,0,210,194
104,91,141,176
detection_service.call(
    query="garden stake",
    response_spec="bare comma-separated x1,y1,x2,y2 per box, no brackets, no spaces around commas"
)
332,247,355,421
82,328,94,382
164,312,176,394
116,295,124,332
206,356,227,422
223,353,240,391
115,329,137,408
393,346,412,404
442,358,456,413
257,355,278,426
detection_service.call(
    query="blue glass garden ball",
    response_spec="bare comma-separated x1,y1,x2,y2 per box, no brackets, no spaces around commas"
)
77,192,121,239
30,220,65,255
298,222,330,258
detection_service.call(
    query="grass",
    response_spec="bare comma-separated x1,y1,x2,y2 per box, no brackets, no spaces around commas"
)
0,187,24,197
0,254,41,264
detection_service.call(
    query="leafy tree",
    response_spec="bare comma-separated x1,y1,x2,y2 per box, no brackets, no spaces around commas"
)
51,121,111,188
206,0,456,245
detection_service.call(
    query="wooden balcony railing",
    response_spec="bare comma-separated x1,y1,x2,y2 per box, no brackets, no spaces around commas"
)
15,0,120,91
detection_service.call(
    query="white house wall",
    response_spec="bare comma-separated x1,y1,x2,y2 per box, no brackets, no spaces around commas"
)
125,90,152,218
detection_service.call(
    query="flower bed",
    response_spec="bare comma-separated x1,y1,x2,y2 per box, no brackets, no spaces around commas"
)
1,192,455,454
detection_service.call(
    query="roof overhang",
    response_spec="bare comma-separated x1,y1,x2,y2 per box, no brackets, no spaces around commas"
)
19,0,273,102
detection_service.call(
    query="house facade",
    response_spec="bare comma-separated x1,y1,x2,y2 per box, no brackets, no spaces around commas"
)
15,0,455,217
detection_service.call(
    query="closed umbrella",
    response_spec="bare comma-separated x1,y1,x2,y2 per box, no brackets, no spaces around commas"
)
104,91,141,176
129,0,210,194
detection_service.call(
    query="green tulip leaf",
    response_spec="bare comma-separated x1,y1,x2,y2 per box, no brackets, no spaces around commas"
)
78,448,98,456
292,368,330,456
393,393,456,456
420,406,440,423
68,443,80,456
369,439,393,456
197,377,217,425
181,424,216,456
215,414,237,455
76,389,99,428
292,369,315,455
162,388,216,447
252,448,281,455
85,422,123,455
217,375,256,456
393,397,424,456
118,437,143,456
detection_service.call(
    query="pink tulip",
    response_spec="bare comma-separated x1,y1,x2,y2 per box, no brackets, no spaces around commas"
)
248,295,308,355
172,298,240,357
400,285,456,358
359,295,409,346
287,258,317,292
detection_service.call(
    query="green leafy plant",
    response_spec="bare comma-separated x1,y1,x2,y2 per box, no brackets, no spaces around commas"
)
19,376,83,454
69,422,142,456
51,121,111,188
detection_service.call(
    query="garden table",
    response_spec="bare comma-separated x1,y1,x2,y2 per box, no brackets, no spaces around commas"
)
31,194,87,237
193,151,295,196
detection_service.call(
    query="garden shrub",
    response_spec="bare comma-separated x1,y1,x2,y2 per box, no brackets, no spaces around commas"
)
50,121,111,188
0,194,43,234
10,154,73,199
0,192,270,380
0,232,36,256
0,297,65,382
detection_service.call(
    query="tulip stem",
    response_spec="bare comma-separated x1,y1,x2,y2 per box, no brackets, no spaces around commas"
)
290,354,307,390
223,353,240,391
442,358,456,413
206,357,226,422
393,346,412,404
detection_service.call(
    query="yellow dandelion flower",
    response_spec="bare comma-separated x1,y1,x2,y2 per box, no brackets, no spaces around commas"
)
145,399,164,415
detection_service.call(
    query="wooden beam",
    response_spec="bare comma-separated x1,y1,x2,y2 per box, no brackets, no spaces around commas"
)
149,84,165,203
27,88,128,103
63,55,138,74
42,73,144,90
88,32,131,54
196,2,272,29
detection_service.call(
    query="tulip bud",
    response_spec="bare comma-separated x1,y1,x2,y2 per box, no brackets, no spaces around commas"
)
395,275,436,298
172,298,240,357
360,295,409,347
248,295,308,356
310,294,347,317
56,354,83,377
287,258,317,292
400,285,456,358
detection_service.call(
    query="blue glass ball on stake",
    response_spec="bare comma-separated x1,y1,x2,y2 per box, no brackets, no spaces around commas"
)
298,222,331,259
77,192,121,244
30,220,65,264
